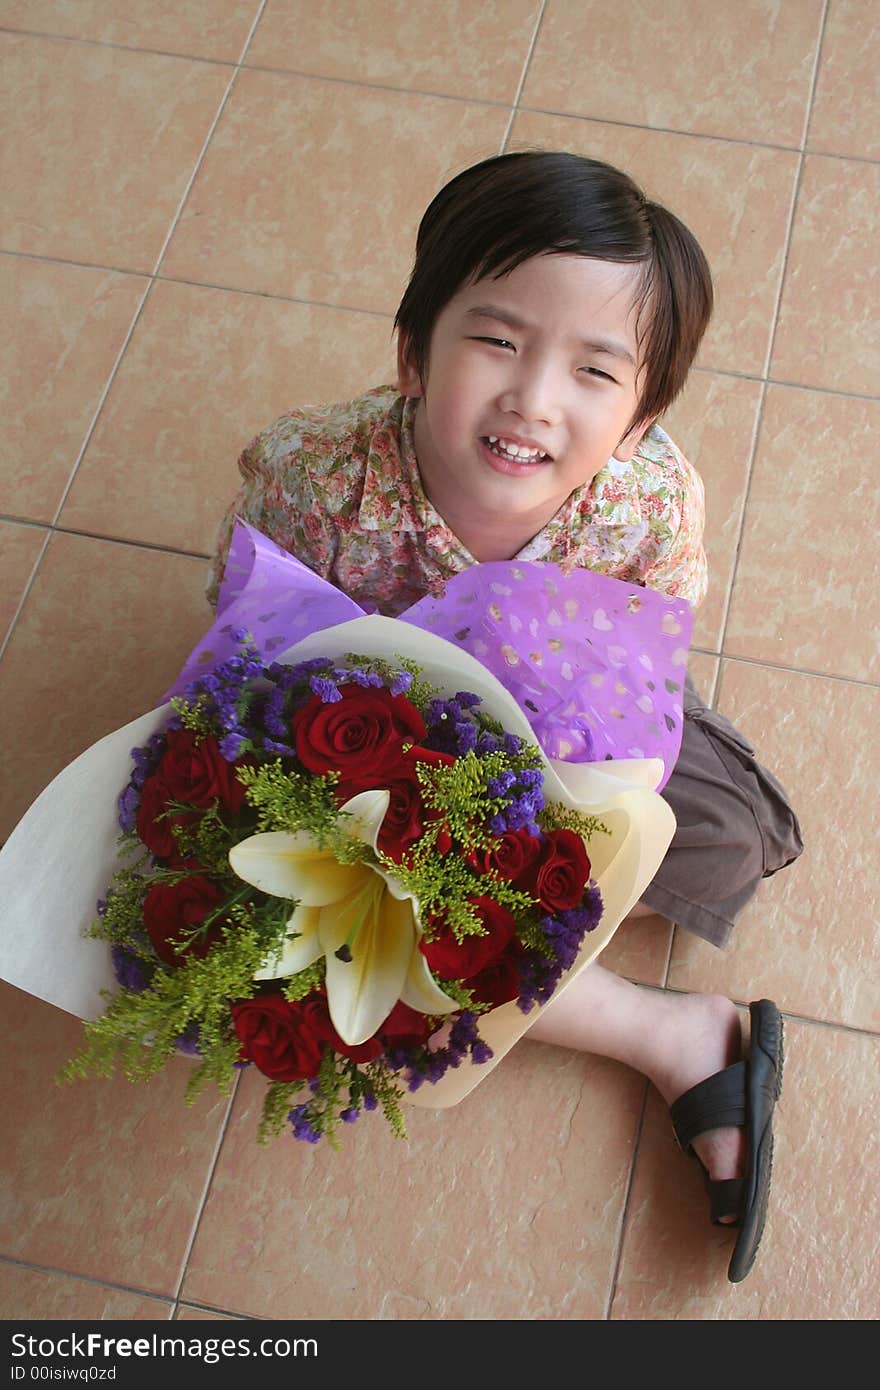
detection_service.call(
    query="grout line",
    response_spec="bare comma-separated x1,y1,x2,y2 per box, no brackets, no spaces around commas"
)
802,0,832,153
713,7,829,668
7,22,879,165
0,527,51,666
3,247,878,403
604,1078,651,1319
171,1071,244,1313
150,3,270,283
500,0,547,152
46,277,155,532
0,1255,176,1308
0,7,270,662
0,1253,252,1321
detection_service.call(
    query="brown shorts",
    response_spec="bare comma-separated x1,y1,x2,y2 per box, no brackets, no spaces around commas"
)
639,674,804,948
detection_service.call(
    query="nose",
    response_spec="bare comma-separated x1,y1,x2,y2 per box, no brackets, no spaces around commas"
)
497,355,561,427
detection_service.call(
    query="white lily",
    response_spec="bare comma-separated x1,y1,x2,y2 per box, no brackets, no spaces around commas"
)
227,790,458,1046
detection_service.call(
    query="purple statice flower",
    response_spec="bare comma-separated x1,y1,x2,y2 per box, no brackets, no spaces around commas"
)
516,887,604,1012
263,738,296,757
111,945,150,994
393,1011,493,1092
219,731,247,761
389,671,414,697
310,676,341,703
117,782,141,834
288,1103,322,1144
335,666,383,689
340,1107,360,1123
362,1091,378,1111
174,1023,202,1056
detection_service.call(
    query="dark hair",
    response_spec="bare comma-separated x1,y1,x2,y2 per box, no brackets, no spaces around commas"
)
394,150,713,432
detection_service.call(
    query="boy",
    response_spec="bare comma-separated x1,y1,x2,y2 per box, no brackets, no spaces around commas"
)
209,151,802,1281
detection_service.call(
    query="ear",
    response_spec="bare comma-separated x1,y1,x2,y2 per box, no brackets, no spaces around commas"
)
612,418,656,463
396,332,425,398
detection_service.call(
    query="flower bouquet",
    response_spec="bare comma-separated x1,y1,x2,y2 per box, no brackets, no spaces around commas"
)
0,525,692,1149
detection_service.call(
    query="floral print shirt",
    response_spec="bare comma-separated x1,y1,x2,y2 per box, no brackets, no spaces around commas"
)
207,386,707,617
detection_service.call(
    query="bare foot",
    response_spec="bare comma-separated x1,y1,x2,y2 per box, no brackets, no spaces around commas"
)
649,992,746,1220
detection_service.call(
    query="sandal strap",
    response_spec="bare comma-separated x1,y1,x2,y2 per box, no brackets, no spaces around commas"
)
707,1177,746,1226
670,1060,748,1154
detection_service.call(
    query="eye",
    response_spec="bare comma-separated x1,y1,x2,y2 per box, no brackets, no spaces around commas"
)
581,365,617,382
472,336,516,351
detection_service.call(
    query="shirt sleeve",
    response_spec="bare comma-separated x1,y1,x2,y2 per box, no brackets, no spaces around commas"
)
205,421,335,610
638,435,709,610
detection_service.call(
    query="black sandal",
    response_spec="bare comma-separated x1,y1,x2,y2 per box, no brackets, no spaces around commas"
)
669,999,784,1283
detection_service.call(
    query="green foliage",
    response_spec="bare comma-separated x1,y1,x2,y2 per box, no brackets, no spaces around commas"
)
538,802,611,842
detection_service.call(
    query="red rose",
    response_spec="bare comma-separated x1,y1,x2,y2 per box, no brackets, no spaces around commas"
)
467,828,542,882
519,829,591,913
378,1000,434,1050
143,875,227,967
291,683,426,780
419,896,516,980
136,773,187,858
337,745,455,862
468,943,525,1009
155,728,250,813
231,992,327,1081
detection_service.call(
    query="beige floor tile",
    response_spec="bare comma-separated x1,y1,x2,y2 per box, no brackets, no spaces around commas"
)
58,280,397,554
509,114,798,378
522,0,822,145
0,0,255,61
663,373,762,654
161,72,508,313
183,1041,644,1319
0,1262,172,1319
0,33,230,270
771,156,880,396
687,651,719,705
0,257,147,523
0,533,210,842
248,0,540,103
0,523,46,646
668,661,879,1033
725,386,879,680
612,1016,880,1318
0,984,230,1294
598,914,672,987
807,0,880,160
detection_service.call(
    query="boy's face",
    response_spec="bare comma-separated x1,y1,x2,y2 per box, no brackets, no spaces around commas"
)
398,253,651,538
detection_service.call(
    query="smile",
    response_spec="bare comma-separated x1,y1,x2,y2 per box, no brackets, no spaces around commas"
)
484,435,551,463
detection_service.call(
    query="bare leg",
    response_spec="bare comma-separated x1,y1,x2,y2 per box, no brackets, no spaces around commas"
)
526,962,745,1211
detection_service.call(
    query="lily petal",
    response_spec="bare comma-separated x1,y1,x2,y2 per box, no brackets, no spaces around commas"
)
229,830,370,905
400,947,459,1017
254,904,322,980
320,878,417,1045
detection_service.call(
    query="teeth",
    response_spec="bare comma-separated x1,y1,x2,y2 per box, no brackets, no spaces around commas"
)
486,435,547,461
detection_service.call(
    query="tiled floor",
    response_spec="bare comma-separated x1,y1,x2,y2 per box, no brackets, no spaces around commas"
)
1,0,877,1321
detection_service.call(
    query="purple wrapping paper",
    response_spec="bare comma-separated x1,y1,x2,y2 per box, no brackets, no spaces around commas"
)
169,520,694,789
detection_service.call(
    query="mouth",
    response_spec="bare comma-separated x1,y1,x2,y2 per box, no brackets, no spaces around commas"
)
481,435,553,467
